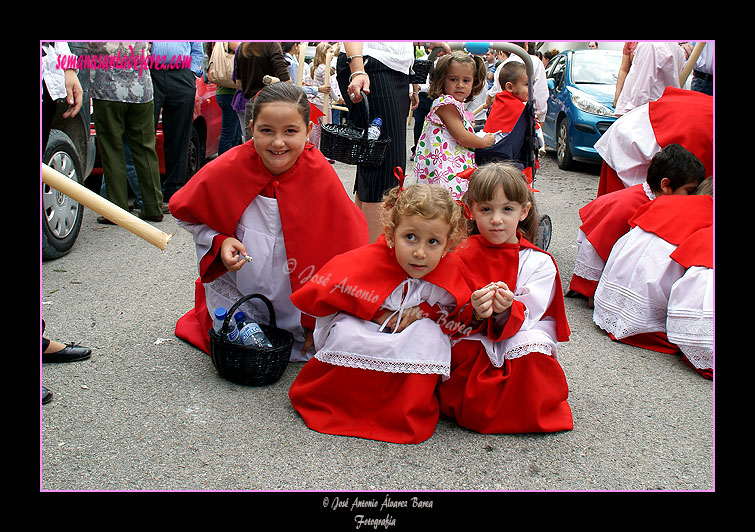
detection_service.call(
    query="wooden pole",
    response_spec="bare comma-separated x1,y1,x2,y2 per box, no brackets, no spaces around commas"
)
679,42,706,87
41,164,173,250
322,49,333,125
296,42,307,87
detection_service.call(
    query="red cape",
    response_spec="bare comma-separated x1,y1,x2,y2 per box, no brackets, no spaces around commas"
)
456,234,571,343
649,87,713,180
629,193,713,269
579,184,651,261
483,90,525,134
629,194,712,245
169,141,369,353
290,235,472,327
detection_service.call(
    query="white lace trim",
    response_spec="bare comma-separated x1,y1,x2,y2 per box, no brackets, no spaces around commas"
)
488,341,558,367
666,308,714,370
642,181,657,201
315,350,450,377
573,260,603,282
593,279,667,338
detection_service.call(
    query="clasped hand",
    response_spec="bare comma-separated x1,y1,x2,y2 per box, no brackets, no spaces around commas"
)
471,281,515,320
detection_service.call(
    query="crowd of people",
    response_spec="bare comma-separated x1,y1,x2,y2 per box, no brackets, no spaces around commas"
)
41,42,713,447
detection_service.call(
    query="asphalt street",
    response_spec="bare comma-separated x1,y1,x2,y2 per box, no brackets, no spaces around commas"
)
40,127,714,506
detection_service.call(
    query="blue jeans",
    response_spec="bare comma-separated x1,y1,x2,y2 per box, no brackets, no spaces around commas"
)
216,93,242,155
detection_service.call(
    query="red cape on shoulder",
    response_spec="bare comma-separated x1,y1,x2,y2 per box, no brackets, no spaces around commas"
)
169,141,369,291
290,235,472,322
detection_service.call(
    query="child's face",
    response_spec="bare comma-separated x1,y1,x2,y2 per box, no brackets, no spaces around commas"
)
444,62,476,102
505,74,529,102
386,215,451,278
471,186,530,245
250,102,313,176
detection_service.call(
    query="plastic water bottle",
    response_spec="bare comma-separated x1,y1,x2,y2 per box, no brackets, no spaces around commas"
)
213,307,240,343
234,311,273,348
367,118,382,141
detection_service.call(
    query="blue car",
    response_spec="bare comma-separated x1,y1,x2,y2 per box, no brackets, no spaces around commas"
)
542,49,622,170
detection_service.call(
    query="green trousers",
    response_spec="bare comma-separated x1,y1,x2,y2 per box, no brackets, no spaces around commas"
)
93,99,163,217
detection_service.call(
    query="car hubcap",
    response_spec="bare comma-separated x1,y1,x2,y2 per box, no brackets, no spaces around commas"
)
43,151,80,239
557,123,567,163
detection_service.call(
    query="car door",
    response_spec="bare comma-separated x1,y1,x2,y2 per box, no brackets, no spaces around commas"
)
543,54,567,148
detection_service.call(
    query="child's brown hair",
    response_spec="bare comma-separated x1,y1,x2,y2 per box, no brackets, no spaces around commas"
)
427,51,488,103
464,162,539,244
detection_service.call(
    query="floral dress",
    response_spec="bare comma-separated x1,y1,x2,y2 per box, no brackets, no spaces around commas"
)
415,94,476,200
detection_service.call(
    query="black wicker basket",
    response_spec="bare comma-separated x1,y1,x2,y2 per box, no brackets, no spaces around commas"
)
409,58,430,84
320,91,391,167
209,293,293,386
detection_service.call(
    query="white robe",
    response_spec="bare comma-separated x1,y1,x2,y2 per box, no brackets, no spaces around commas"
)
313,278,456,377
178,195,310,362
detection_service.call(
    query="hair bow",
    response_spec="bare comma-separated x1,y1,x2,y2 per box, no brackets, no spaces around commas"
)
394,166,406,193
456,200,473,220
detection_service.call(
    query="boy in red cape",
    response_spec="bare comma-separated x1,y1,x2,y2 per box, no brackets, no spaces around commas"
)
169,83,368,360
568,143,706,304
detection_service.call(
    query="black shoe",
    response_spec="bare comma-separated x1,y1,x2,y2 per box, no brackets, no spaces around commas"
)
42,386,53,404
42,344,92,363
97,216,116,225
139,212,164,222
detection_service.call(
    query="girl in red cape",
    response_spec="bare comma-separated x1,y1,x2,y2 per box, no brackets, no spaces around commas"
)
437,162,573,434
169,82,368,362
288,181,472,444
592,181,713,378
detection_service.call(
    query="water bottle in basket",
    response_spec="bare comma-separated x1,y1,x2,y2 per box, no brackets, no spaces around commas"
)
234,311,273,348
213,307,240,343
367,118,383,140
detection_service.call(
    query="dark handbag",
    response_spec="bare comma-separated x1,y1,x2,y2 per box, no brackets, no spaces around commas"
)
208,293,293,386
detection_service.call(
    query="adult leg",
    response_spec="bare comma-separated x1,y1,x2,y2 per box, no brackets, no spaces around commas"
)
124,101,164,219
152,68,196,201
216,92,241,154
93,99,130,211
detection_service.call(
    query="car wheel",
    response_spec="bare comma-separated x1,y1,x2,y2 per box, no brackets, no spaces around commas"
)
556,119,574,170
42,130,84,260
187,126,203,180
536,214,552,251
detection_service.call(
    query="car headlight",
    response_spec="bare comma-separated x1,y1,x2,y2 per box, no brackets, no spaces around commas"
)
570,91,613,117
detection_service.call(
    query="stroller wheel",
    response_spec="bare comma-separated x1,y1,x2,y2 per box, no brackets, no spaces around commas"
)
536,214,552,250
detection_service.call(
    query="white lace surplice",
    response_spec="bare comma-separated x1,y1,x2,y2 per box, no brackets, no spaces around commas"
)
313,278,456,377
593,227,685,340
178,195,310,362
666,266,714,371
455,248,561,368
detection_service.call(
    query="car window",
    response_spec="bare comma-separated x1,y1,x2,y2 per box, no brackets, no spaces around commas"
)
571,52,621,85
547,55,567,90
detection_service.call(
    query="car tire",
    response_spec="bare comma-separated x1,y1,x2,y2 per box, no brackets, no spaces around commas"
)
187,126,203,180
536,214,552,251
556,119,574,170
42,129,84,260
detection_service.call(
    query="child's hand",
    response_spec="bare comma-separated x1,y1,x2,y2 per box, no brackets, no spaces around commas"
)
391,305,425,333
491,281,515,314
481,132,496,148
471,285,496,320
220,237,249,272
301,328,315,355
